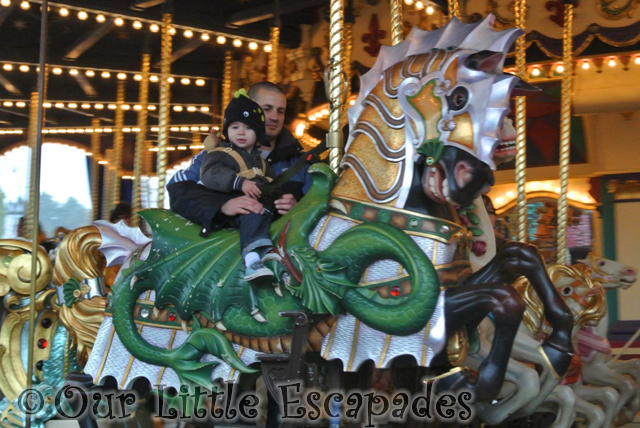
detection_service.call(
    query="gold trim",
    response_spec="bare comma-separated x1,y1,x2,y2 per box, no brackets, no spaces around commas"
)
538,345,561,381
155,328,177,387
425,366,463,383
227,346,245,382
322,320,338,359
432,241,439,264
326,210,464,245
347,320,360,371
120,324,144,388
421,321,432,366
377,335,392,368
313,215,333,250
94,326,116,381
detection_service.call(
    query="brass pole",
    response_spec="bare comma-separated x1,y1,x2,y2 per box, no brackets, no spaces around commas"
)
515,0,528,243
113,79,126,206
390,0,403,45
90,118,101,220
327,0,345,174
156,12,173,208
448,0,459,19
268,27,280,83
24,91,40,239
222,51,233,126
26,2,48,426
557,2,574,265
102,149,114,219
132,53,151,227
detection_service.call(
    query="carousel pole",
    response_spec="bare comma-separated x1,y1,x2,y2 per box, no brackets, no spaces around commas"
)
515,0,528,243
156,2,173,208
25,1,48,427
390,0,403,45
102,150,114,219
90,118,101,220
327,0,345,174
343,0,354,116
132,51,151,227
557,0,574,265
222,51,233,121
448,0,459,19
268,0,280,83
113,78,126,206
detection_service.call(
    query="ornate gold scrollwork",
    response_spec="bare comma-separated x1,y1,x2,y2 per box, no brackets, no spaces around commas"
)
597,0,640,20
447,328,469,366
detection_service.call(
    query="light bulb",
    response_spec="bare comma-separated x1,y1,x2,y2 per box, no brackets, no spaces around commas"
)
150,23,159,33
101,71,111,78
264,44,272,53
248,41,258,51
19,65,29,72
233,39,242,48
195,79,205,86
77,10,88,20
201,33,210,41
132,20,143,30
85,70,95,77
180,77,190,85
59,7,68,17
216,35,226,44
183,29,193,38
114,17,125,26
96,14,106,23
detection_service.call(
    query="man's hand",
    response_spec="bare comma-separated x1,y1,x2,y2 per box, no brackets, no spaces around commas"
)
203,128,220,152
221,196,264,216
242,180,262,199
274,193,297,215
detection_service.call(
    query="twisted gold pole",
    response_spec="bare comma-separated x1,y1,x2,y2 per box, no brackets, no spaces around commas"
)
515,0,528,243
268,27,280,83
113,79,125,206
222,50,233,127
448,0,459,19
390,0,403,45
342,21,353,117
90,118,100,220
102,149,114,220
25,91,40,239
328,0,345,174
557,2,574,265
132,53,150,226
156,12,173,208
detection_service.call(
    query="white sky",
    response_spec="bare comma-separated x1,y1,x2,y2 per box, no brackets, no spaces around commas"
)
0,143,92,208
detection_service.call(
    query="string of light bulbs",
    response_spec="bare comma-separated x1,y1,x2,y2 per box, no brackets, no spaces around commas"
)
1,61,212,86
1,0,272,51
0,99,213,113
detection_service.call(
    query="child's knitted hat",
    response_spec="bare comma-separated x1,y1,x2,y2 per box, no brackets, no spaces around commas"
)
222,89,265,144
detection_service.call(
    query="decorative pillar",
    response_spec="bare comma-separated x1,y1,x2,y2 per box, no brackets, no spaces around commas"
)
222,51,233,124
156,12,173,208
102,149,114,220
448,0,459,19
557,1,574,265
327,0,345,174
268,27,280,83
113,79,125,206
90,118,101,220
132,53,151,227
390,0,403,45
515,0,528,243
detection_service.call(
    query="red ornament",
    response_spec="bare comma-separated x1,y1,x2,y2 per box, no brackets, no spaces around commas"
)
391,285,401,297
37,339,48,349
168,313,176,322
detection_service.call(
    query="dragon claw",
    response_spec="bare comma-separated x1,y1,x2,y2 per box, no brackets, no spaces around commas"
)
272,282,283,297
215,321,227,331
129,275,138,290
251,309,267,323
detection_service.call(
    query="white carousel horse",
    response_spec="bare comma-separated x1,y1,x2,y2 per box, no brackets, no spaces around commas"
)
468,262,612,428
577,253,639,425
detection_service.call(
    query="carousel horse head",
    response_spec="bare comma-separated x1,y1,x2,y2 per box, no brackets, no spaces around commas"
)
333,15,536,209
577,253,637,290
516,264,606,336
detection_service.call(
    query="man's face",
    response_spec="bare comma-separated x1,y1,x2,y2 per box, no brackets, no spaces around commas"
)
253,89,286,141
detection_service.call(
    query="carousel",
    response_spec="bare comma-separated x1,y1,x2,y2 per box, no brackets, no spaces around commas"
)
0,0,639,427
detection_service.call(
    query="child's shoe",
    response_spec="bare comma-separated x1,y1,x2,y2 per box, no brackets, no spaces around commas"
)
244,260,274,282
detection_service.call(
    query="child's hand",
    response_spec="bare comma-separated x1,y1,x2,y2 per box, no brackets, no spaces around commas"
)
242,180,262,199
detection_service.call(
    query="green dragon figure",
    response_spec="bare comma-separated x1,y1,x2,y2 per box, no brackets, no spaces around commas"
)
109,163,440,391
